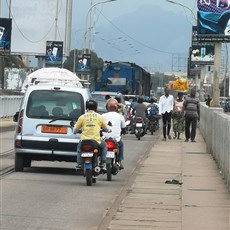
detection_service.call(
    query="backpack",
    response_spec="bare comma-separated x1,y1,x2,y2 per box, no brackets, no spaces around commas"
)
147,104,159,116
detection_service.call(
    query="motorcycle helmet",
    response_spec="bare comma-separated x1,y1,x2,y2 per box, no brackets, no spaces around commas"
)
150,97,157,103
137,96,144,103
86,99,98,111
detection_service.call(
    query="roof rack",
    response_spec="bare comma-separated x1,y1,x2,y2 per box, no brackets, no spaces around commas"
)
21,67,84,92
31,77,82,87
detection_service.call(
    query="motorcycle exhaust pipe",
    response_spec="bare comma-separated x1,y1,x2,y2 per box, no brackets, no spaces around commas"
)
94,166,101,173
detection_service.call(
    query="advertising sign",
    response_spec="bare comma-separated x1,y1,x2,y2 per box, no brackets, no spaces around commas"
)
190,43,215,64
10,0,71,56
0,18,12,55
45,41,63,67
187,47,201,77
77,54,91,73
197,0,230,41
191,26,215,64
197,0,230,12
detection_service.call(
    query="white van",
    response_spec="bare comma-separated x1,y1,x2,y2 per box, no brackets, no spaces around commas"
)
14,68,91,171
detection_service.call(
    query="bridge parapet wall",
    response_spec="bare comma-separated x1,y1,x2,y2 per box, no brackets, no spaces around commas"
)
0,96,23,118
200,103,230,191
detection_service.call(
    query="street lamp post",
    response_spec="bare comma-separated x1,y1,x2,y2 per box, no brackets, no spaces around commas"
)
83,0,117,54
166,0,222,105
166,0,203,100
166,0,196,25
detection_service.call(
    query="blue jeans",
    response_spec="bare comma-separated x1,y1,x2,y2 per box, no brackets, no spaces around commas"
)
117,140,124,161
77,140,107,165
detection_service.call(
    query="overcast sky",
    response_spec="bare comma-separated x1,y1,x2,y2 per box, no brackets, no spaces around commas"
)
72,0,197,72
2,0,197,72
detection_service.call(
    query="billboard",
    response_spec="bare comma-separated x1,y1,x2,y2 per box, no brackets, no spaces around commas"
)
197,0,230,41
187,49,201,77
190,43,215,64
77,54,91,73
190,26,214,65
9,0,71,56
0,18,12,55
45,41,63,67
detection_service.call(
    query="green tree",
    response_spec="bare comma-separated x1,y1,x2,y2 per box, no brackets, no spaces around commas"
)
63,49,104,75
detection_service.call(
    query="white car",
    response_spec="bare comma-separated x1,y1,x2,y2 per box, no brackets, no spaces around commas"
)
13,68,91,171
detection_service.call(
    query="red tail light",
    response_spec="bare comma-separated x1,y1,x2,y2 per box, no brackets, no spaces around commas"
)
106,141,116,149
82,145,92,151
17,110,24,134
136,117,143,123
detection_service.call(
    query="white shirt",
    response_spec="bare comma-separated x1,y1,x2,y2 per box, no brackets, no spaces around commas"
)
102,111,126,142
159,94,174,114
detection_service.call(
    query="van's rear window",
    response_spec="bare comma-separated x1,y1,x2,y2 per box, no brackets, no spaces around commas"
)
26,90,84,119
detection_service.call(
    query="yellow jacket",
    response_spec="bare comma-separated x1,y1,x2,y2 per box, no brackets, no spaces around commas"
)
74,110,108,143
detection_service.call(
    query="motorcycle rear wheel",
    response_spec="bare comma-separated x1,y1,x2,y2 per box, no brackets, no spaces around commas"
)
85,169,93,186
106,163,112,181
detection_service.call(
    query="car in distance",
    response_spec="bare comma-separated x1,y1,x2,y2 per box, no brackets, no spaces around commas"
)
90,91,127,115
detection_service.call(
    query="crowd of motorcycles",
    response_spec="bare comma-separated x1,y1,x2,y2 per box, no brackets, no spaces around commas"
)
72,104,160,186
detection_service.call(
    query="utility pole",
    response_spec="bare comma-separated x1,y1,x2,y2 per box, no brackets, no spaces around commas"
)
212,42,221,107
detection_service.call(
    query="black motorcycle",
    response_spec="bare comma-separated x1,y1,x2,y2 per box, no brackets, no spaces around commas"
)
134,117,145,140
147,115,160,135
105,138,120,181
80,139,103,186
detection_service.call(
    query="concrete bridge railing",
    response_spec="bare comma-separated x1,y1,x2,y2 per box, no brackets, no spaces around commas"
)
0,96,23,118
199,103,230,191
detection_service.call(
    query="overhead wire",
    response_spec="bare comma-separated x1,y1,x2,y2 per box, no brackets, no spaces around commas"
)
94,7,188,56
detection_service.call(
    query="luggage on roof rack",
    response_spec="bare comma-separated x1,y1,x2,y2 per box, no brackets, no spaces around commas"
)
21,67,83,92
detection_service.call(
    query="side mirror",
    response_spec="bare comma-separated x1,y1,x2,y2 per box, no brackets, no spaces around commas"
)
13,111,19,122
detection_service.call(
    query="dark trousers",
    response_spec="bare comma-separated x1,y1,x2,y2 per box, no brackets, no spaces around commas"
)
185,116,197,141
162,112,172,138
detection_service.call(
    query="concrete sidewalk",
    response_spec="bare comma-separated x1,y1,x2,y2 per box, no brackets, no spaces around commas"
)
105,129,230,230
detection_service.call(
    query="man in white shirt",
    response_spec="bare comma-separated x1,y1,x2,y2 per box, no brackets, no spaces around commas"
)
159,87,174,141
102,98,126,169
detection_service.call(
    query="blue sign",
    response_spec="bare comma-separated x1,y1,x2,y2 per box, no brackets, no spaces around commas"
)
0,18,12,54
77,54,91,73
45,41,63,67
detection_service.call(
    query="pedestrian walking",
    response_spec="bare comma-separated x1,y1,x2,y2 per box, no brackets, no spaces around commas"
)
183,89,200,142
172,92,184,140
159,87,174,141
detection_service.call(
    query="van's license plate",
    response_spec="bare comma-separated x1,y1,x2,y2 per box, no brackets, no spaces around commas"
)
41,125,67,134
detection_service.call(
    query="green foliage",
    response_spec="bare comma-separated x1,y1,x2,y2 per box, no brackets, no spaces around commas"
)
63,49,104,91
63,49,104,75
4,55,26,68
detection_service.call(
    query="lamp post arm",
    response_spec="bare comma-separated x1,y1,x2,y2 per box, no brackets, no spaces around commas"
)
166,0,196,25
83,0,117,53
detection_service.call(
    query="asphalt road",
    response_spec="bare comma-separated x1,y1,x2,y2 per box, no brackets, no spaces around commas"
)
0,132,157,230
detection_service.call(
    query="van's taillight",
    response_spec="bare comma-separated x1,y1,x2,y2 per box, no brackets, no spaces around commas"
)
16,110,24,134
15,140,22,148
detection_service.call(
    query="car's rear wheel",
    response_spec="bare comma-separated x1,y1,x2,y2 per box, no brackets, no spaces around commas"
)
15,153,24,172
24,158,31,168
